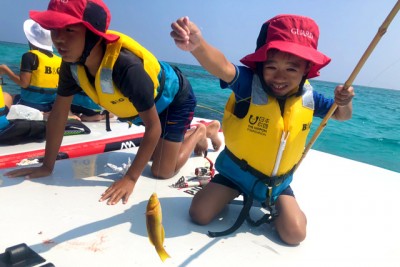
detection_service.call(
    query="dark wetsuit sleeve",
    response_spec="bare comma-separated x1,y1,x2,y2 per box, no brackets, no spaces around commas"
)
112,48,155,112
57,61,82,97
20,52,38,73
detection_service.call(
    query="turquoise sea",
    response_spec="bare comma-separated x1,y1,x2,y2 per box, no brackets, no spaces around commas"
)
1,41,399,173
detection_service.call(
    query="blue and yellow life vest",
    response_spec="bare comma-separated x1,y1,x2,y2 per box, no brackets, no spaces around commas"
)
21,50,61,104
70,30,179,120
216,75,315,202
0,84,10,131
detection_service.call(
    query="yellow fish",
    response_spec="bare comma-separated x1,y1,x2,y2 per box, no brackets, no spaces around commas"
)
146,193,171,262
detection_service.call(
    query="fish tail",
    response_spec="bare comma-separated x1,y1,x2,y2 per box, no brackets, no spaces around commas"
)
156,246,171,262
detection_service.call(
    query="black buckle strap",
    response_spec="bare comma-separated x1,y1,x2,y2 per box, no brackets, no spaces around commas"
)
104,110,111,132
24,87,57,95
208,193,254,237
0,108,7,117
225,147,292,187
208,186,278,238
207,148,295,238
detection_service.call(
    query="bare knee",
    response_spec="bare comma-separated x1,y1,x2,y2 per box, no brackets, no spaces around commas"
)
189,203,213,225
276,216,307,245
150,166,174,180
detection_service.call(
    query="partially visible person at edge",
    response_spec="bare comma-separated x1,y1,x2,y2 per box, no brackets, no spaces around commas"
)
170,15,354,245
0,19,61,119
71,90,112,122
4,0,222,206
0,86,12,132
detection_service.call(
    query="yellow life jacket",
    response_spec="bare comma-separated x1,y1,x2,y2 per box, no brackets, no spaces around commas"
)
0,84,10,130
222,76,314,176
0,84,4,109
21,50,61,104
70,30,161,119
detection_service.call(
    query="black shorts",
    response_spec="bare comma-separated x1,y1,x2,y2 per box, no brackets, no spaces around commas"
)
210,173,295,198
158,70,196,143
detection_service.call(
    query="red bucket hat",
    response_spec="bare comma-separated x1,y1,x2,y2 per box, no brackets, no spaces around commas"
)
240,14,331,78
30,0,119,43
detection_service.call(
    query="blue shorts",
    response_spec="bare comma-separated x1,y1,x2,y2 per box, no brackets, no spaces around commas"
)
13,94,53,113
211,173,295,199
158,80,196,143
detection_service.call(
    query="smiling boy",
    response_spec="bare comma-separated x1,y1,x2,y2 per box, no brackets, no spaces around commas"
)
171,15,354,245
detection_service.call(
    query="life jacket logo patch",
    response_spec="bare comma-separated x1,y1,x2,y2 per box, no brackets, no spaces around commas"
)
249,115,259,125
111,98,125,104
247,114,268,136
302,122,311,131
44,66,60,75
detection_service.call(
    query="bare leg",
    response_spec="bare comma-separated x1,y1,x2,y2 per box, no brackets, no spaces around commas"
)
79,113,106,122
151,123,207,179
190,182,240,225
184,124,209,156
193,120,222,155
43,112,52,121
274,195,307,245
66,111,81,121
78,112,115,122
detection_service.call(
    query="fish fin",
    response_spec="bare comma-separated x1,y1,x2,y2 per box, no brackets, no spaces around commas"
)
146,220,155,246
156,246,171,262
161,226,165,244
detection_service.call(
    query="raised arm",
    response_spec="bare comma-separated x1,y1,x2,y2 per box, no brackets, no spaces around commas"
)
171,16,236,83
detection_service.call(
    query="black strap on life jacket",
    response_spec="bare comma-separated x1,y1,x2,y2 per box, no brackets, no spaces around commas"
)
208,192,255,237
208,148,295,237
23,87,57,95
208,180,278,237
0,109,6,117
224,147,294,187
104,110,111,132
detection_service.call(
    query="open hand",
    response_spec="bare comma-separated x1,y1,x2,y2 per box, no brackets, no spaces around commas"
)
99,175,136,205
4,164,53,179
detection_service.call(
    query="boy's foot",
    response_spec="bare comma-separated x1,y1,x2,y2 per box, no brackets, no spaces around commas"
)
193,124,208,156
202,120,222,151
194,138,208,156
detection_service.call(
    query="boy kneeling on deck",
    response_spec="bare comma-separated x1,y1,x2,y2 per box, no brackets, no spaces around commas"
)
171,15,354,245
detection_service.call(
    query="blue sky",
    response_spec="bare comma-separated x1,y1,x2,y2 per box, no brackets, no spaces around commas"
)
1,0,400,90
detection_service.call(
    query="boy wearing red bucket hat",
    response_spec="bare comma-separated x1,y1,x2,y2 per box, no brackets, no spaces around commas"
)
171,15,354,245
5,0,222,205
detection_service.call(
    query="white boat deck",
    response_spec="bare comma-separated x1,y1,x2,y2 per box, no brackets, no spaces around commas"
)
0,133,399,267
